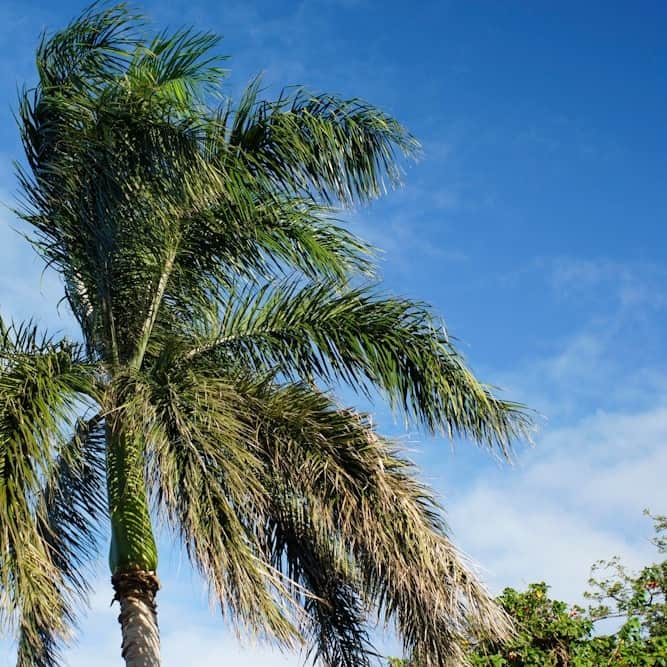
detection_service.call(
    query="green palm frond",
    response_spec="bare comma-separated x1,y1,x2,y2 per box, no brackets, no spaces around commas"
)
0,321,100,664
16,7,418,372
145,194,376,349
173,196,376,293
35,3,139,89
127,28,227,108
228,78,421,205
181,280,530,454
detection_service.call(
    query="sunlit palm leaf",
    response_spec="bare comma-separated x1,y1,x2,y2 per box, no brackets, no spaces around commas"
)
182,280,531,453
127,28,227,107
228,77,421,205
115,364,300,644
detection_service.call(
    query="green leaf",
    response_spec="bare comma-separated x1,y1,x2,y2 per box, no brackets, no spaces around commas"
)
182,279,532,453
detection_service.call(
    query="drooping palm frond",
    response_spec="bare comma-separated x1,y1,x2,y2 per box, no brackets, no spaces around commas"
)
265,492,374,667
180,279,530,455
130,350,511,664
132,358,377,662
244,381,512,665
16,415,106,667
112,363,301,645
0,321,101,665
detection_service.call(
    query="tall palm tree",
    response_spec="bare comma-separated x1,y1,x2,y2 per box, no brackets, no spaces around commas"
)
2,5,532,666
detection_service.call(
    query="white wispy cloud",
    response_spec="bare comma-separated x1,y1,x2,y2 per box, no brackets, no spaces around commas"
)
447,401,665,604
546,256,667,311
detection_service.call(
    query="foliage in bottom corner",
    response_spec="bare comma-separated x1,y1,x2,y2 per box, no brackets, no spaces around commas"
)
389,512,667,666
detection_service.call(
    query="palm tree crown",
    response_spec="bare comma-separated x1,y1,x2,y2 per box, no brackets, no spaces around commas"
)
2,4,532,666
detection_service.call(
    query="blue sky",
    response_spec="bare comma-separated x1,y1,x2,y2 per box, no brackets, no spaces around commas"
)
1,1,666,664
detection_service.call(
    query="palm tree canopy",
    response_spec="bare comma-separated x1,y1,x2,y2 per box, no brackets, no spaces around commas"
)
3,4,533,666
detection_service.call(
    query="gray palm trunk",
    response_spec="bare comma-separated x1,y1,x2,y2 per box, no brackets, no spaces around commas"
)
112,572,161,667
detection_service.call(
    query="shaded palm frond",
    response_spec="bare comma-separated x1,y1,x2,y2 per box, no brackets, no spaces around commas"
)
35,3,139,90
0,321,101,665
16,415,106,667
264,490,374,667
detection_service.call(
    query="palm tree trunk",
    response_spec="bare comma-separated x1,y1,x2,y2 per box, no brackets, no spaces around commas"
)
106,418,161,666
112,571,161,667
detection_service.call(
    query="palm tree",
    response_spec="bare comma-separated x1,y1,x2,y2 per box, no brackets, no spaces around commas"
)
2,4,532,666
